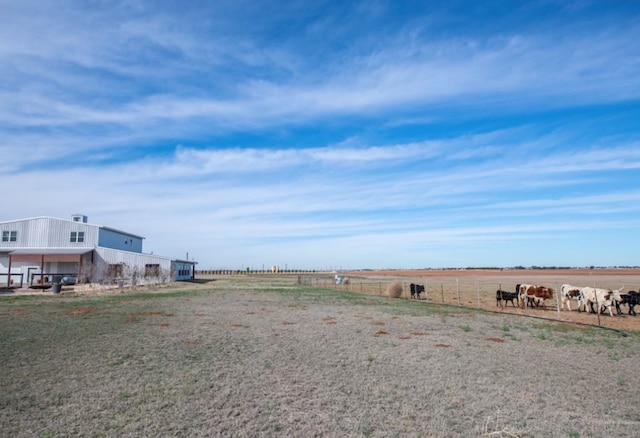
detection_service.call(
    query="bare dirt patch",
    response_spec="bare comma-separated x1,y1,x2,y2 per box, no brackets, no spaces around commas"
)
69,307,93,315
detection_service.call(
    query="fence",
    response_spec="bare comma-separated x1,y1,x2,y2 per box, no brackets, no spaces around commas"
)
298,274,640,330
0,273,24,288
299,275,522,305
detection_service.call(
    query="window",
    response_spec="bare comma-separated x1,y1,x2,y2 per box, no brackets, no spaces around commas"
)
145,264,160,278
2,231,17,242
106,264,123,279
70,231,85,243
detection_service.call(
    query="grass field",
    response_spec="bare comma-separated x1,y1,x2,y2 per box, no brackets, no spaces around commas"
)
1,276,639,437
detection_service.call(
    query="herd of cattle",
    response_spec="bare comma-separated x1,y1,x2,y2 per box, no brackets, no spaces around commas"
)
409,282,640,316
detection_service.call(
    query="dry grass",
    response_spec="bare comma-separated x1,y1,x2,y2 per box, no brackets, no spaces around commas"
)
310,269,640,332
1,276,640,437
386,281,403,298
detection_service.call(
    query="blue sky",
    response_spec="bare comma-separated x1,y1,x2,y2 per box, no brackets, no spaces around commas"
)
2,0,640,270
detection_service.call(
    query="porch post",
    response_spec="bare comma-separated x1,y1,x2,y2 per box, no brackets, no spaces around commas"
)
7,256,11,287
78,253,83,283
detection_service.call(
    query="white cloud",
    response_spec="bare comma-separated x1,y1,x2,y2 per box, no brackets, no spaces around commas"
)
2,2,640,268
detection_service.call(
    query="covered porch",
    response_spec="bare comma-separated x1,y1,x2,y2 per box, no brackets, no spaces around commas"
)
5,248,94,288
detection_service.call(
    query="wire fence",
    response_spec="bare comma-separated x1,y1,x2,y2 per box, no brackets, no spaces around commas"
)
298,274,640,330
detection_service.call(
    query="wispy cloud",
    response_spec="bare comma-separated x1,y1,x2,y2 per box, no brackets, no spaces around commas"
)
2,1,640,268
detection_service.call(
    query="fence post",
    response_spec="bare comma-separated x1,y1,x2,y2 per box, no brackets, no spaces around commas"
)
555,283,560,320
425,280,429,301
477,280,481,306
594,282,601,326
456,278,460,306
441,283,444,303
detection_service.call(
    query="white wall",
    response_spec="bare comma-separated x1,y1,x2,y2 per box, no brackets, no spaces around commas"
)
93,247,172,283
0,217,97,249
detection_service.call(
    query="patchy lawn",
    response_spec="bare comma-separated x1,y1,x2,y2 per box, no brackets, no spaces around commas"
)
1,277,639,437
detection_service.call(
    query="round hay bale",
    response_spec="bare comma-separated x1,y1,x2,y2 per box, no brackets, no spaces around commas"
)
386,281,403,298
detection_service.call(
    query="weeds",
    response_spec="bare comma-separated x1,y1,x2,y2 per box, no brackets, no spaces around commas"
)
2,276,639,437
359,419,373,437
481,410,526,437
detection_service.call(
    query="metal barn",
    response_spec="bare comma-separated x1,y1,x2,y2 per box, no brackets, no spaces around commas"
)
0,215,197,288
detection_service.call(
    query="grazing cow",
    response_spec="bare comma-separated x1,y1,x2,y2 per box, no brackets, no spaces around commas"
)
519,284,554,309
410,283,425,300
560,284,582,311
616,291,640,316
579,287,623,317
496,289,518,307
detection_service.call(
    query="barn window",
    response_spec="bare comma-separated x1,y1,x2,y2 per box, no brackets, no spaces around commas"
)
145,264,160,278
70,231,85,243
2,231,17,242
106,264,123,279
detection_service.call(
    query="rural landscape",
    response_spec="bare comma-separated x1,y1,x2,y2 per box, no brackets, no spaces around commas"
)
2,269,640,437
3,1,640,437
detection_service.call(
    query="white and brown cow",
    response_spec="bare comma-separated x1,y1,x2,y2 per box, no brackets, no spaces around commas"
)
516,283,531,308
518,284,554,309
560,284,582,311
579,287,624,317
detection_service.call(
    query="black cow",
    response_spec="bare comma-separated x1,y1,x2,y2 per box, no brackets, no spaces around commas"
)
410,283,425,299
617,290,640,316
496,289,518,307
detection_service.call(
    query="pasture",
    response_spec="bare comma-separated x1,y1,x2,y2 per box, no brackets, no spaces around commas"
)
1,274,640,437
320,268,640,332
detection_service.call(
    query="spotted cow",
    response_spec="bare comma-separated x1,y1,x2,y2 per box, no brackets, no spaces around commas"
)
519,284,554,309
579,287,623,317
560,284,582,311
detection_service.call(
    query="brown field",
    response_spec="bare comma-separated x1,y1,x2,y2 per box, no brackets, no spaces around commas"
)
331,268,640,332
1,273,640,437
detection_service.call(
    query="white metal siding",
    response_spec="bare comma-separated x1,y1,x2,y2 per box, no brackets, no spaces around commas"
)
2,216,197,284
94,248,172,279
0,217,97,249
0,253,9,271
47,218,97,248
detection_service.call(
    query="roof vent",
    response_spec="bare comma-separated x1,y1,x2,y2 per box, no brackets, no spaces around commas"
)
72,214,88,223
